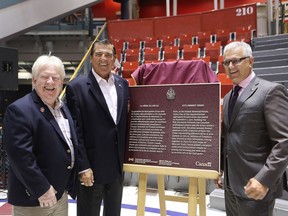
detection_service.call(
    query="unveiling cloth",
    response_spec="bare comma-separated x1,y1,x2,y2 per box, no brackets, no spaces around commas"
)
132,60,218,85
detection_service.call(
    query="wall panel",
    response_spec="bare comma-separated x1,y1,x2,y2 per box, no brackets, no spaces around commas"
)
107,4,257,41
154,13,201,38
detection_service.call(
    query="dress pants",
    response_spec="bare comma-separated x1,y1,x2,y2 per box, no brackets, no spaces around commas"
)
225,184,275,216
12,192,68,216
77,174,124,216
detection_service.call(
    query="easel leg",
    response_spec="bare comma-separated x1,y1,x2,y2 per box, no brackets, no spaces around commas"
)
157,175,167,216
188,177,198,216
137,173,148,216
198,178,206,216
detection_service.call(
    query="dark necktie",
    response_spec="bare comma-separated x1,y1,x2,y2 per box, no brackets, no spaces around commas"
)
228,85,241,121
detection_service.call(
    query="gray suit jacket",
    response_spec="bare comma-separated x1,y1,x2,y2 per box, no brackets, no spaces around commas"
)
221,76,288,200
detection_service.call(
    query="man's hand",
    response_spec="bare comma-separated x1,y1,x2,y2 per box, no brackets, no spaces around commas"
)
213,171,224,189
80,168,94,186
38,185,57,207
244,178,269,200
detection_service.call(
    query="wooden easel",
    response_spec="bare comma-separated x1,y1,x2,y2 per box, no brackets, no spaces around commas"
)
124,164,219,216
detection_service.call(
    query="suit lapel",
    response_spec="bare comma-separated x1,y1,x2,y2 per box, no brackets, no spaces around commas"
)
229,76,259,125
114,74,124,124
223,89,232,125
62,104,78,149
31,90,67,143
87,72,117,123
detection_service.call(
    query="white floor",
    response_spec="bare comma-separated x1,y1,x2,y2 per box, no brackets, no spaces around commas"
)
69,186,226,216
1,186,227,216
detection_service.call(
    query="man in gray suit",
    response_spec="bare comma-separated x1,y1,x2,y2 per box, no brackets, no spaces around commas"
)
215,41,288,216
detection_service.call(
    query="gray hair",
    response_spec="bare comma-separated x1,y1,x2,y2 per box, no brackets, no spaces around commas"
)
32,55,65,80
223,41,253,57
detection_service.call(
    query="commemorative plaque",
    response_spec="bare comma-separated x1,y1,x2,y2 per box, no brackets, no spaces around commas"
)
125,83,220,172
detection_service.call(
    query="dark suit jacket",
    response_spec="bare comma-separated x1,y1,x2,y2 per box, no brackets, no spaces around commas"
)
221,76,288,201
3,90,78,206
65,71,129,184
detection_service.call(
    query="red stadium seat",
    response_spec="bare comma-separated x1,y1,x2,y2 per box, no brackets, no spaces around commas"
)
142,47,162,62
178,33,193,48
217,55,225,74
160,35,177,47
124,48,141,62
192,56,211,64
143,36,160,48
182,44,200,60
163,45,180,61
125,38,143,50
235,26,256,44
121,61,139,78
204,41,222,63
195,31,213,49
215,28,233,46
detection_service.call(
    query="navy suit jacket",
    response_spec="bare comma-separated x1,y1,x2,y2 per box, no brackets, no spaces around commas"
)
221,76,288,200
3,90,78,206
65,71,129,184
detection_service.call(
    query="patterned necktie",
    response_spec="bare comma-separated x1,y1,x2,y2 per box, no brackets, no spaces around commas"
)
228,85,241,121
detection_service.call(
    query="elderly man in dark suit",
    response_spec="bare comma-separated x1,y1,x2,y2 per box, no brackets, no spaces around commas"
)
215,41,288,216
65,39,129,216
3,55,78,216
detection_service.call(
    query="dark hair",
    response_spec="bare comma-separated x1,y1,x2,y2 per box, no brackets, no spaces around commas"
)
90,39,116,56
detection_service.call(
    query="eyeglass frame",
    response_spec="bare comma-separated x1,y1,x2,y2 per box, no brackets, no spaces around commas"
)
222,56,250,67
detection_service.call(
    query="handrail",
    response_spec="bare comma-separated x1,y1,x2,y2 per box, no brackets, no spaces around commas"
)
59,22,107,100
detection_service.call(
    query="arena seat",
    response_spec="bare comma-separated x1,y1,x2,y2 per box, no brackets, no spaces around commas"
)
162,45,181,61
217,73,233,98
215,28,233,46
125,38,143,50
235,26,256,44
216,56,225,74
142,47,162,63
178,33,194,48
124,48,141,62
195,31,213,49
160,35,177,47
182,44,200,60
121,61,139,86
204,41,222,63
121,61,140,78
143,36,160,48
111,38,125,51
192,56,211,64
116,48,124,63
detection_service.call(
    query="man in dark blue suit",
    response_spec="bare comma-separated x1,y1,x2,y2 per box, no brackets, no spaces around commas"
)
65,39,129,216
3,55,78,216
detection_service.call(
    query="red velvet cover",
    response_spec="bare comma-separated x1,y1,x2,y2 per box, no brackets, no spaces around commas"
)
132,60,218,85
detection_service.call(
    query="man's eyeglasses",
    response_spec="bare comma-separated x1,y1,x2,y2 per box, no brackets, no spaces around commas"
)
222,56,250,67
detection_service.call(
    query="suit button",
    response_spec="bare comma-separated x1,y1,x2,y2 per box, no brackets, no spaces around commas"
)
25,189,30,196
67,166,72,170
67,149,71,153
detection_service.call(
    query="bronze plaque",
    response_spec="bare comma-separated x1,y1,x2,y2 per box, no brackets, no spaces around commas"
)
125,83,220,171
